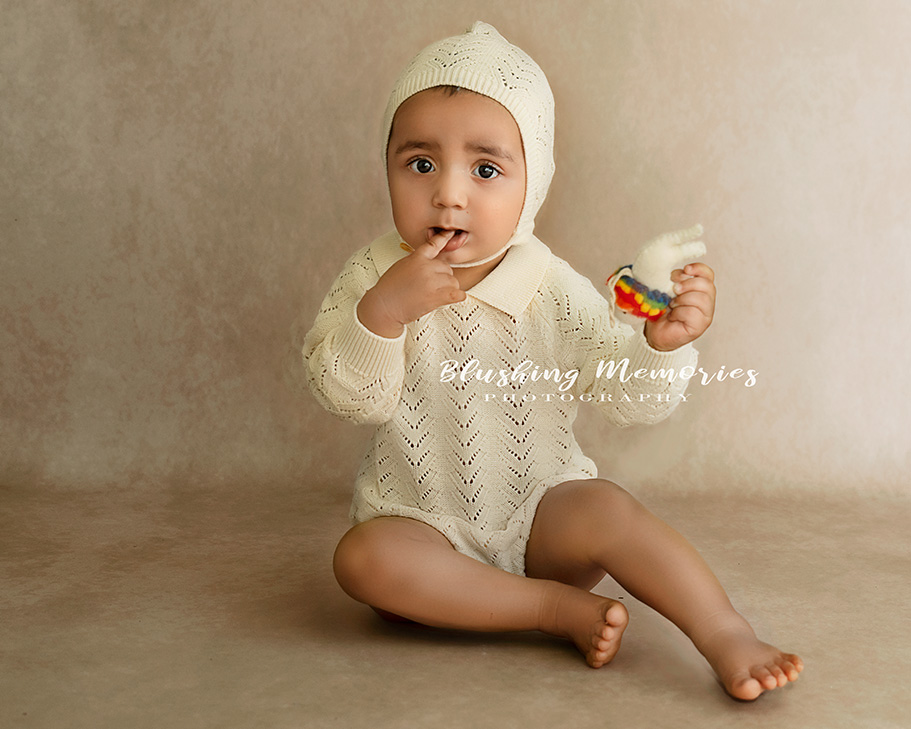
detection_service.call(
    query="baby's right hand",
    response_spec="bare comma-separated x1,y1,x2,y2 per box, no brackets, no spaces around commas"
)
357,230,466,337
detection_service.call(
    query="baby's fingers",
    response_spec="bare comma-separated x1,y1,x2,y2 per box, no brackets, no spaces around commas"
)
672,262,715,282
417,229,456,259
672,271,716,297
668,290,714,320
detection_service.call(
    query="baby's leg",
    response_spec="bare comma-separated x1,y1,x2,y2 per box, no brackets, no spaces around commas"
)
333,516,628,666
525,480,803,700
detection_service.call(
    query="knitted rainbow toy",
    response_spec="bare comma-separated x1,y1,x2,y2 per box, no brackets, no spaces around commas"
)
607,225,706,322
611,271,673,321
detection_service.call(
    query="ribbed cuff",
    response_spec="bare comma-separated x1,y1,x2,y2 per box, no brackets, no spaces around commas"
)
335,310,405,377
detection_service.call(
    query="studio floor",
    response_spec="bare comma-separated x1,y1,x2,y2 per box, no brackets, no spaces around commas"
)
1,481,908,728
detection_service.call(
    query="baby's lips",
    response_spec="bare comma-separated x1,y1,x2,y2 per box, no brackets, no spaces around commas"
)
428,227,460,243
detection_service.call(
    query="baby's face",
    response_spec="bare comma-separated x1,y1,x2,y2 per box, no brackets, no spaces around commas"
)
387,88,526,266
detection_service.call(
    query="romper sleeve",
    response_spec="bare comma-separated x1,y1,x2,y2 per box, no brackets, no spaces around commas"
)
549,261,698,427
302,246,406,425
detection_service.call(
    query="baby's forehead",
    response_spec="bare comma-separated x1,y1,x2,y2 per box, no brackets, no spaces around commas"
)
396,86,513,115
389,87,522,146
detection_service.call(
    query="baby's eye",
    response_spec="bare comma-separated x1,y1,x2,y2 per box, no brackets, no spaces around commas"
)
408,158,435,174
474,163,500,180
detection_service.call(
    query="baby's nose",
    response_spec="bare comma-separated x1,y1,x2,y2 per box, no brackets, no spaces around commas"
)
432,170,468,208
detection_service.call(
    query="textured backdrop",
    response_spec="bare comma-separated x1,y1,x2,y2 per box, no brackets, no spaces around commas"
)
2,0,909,494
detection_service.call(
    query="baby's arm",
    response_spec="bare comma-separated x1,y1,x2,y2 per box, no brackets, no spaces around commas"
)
552,266,700,427
581,256,716,425
357,229,465,337
305,230,466,423
303,248,408,425
585,327,698,427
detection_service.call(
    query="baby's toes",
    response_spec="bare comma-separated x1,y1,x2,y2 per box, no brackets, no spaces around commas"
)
588,644,611,668
766,663,788,687
592,632,612,655
760,665,785,690
605,602,629,629
779,656,802,681
728,673,764,701
785,653,804,675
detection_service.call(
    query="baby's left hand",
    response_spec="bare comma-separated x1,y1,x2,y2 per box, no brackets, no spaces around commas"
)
644,263,716,352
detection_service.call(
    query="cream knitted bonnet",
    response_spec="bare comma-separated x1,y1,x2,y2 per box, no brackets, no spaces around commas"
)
382,21,555,267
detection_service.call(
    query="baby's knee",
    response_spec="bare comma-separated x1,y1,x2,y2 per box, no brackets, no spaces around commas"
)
332,519,407,600
567,478,635,507
333,522,379,595
563,478,643,526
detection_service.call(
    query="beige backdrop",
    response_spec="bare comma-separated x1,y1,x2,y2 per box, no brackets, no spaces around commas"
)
2,0,909,495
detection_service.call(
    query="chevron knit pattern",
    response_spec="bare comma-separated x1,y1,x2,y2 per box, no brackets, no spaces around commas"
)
304,242,697,576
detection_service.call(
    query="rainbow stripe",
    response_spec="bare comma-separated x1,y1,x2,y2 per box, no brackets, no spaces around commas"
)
610,267,671,321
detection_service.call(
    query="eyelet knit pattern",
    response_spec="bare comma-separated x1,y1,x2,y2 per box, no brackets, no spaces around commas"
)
304,233,697,575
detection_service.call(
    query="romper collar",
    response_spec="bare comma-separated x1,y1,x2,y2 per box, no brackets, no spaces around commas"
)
369,230,551,318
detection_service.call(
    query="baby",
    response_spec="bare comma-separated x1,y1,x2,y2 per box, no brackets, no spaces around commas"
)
303,21,802,700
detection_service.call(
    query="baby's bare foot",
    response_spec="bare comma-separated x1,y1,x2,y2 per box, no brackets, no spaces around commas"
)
695,613,803,700
546,587,629,668
581,599,629,668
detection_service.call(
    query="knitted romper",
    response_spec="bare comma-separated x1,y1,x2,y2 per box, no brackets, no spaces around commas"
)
303,231,696,575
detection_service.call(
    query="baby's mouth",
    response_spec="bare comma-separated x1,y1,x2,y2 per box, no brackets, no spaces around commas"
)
430,227,469,252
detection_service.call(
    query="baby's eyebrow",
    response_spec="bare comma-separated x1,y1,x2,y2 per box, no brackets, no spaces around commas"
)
466,142,516,163
392,139,517,163
393,140,435,155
